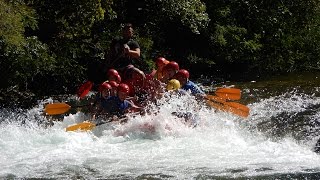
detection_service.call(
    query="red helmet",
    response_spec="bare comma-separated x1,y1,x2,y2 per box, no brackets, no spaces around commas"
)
108,80,119,88
118,83,130,94
175,69,190,79
98,82,111,92
116,74,121,83
110,74,121,83
107,69,119,77
163,61,179,72
156,57,169,66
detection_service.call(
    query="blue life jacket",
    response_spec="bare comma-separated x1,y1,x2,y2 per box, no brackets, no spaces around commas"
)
181,80,205,95
101,96,132,115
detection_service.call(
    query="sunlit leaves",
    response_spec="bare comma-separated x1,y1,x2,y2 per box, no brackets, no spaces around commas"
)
32,0,115,39
0,36,56,89
0,0,37,47
159,0,210,34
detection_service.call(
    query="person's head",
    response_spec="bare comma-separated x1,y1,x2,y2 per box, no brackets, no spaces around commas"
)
166,79,181,91
122,23,134,39
108,80,119,96
161,61,179,83
98,82,112,98
117,83,130,101
155,57,169,70
173,69,189,86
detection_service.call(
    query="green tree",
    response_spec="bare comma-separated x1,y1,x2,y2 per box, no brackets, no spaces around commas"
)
0,0,37,47
202,0,320,78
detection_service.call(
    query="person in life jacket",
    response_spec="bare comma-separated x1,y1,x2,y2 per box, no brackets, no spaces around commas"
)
173,69,205,95
153,57,170,80
143,72,165,103
165,78,188,96
160,61,179,83
90,82,112,119
165,79,200,128
101,83,142,118
141,69,174,113
135,58,167,104
122,66,152,106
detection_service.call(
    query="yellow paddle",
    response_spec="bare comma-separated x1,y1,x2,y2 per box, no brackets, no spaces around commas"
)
44,103,87,115
65,121,97,132
44,103,71,115
65,116,128,132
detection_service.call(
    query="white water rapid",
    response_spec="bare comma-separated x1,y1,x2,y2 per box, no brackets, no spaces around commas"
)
1,91,320,179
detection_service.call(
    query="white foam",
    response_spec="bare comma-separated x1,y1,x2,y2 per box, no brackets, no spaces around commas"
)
1,91,320,178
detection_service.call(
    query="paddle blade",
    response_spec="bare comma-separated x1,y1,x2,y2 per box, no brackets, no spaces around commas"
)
65,121,96,132
206,100,250,118
77,81,93,98
45,103,71,115
225,102,250,114
215,88,241,100
206,95,226,103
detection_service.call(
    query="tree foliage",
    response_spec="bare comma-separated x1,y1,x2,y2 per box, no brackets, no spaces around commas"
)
1,0,320,106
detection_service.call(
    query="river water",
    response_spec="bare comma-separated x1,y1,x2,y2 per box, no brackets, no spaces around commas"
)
1,72,320,179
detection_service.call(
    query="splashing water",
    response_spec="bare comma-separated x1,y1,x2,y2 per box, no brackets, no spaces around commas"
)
1,90,320,179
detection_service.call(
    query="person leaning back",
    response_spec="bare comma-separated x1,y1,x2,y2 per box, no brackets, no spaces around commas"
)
105,23,141,75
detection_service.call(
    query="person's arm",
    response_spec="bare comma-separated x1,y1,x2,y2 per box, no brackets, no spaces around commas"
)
129,100,142,109
125,100,145,114
124,39,140,59
124,45,140,59
186,80,205,95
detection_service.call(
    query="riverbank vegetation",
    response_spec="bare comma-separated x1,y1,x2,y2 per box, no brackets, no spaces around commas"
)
1,0,320,107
